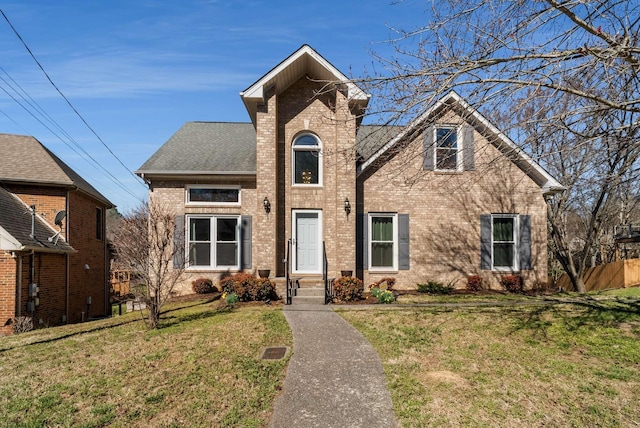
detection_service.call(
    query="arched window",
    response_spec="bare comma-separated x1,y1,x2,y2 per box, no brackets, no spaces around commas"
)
292,134,321,185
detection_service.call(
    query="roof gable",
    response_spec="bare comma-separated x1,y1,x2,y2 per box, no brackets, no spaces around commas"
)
0,134,113,207
240,45,370,125
358,91,564,194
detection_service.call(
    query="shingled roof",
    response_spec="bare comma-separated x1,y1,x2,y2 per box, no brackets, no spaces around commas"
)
136,122,397,176
0,186,75,253
0,134,113,207
136,122,257,176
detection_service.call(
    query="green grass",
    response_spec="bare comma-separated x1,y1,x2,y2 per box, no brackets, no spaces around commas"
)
0,299,292,427
339,297,640,427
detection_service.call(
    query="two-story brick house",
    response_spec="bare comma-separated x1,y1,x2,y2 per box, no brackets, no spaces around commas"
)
0,134,113,334
137,45,563,297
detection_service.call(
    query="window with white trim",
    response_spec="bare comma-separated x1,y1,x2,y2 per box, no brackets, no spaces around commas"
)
435,126,460,171
187,215,240,269
369,214,398,270
186,185,240,205
492,215,518,270
292,134,321,185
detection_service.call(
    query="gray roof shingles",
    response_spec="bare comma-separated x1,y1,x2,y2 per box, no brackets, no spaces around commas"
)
137,122,397,175
137,122,257,174
0,133,112,207
0,185,74,252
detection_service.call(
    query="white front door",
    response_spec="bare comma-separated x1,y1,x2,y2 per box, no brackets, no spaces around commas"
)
293,210,322,274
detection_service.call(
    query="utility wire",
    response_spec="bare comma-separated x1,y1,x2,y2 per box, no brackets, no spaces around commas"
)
0,79,141,199
0,8,146,191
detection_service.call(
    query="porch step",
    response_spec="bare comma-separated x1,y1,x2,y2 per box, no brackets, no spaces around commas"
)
290,281,326,305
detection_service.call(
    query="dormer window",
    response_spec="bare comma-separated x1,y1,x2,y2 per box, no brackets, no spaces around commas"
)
293,134,322,185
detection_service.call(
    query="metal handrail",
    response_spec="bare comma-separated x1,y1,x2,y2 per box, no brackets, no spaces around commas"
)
323,241,331,304
285,239,292,305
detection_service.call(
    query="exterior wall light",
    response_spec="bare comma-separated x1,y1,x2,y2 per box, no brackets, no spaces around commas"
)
344,197,351,215
263,196,271,214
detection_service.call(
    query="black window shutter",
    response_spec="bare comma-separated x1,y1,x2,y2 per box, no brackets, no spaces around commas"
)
519,215,532,270
423,127,435,170
480,214,492,270
463,125,475,171
398,214,410,270
356,213,368,269
173,215,185,269
241,215,252,269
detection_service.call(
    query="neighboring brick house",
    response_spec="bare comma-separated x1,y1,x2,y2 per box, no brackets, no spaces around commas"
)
0,134,113,334
137,45,563,296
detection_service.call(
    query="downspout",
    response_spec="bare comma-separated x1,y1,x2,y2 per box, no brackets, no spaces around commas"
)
14,252,21,318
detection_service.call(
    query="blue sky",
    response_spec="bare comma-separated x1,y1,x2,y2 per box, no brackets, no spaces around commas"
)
0,1,427,212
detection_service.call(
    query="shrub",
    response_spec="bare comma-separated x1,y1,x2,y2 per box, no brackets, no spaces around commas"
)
466,275,483,292
333,276,364,302
13,316,33,334
220,273,277,302
191,277,216,294
223,292,239,305
501,275,523,293
417,280,454,295
376,289,395,304
369,277,396,291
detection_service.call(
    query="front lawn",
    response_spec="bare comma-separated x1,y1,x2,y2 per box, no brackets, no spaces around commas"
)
339,298,640,427
0,298,291,427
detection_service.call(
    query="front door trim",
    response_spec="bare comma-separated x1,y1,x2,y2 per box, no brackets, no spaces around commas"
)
292,209,323,274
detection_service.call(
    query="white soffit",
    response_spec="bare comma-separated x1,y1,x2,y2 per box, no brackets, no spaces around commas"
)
240,45,370,123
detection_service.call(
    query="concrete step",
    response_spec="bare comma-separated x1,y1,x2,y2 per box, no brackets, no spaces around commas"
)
291,295,326,305
295,287,325,297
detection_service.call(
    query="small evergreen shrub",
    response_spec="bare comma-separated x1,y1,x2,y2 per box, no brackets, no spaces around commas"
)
191,277,216,294
466,275,483,292
501,275,523,293
220,273,277,302
417,280,454,295
333,276,364,302
223,292,239,305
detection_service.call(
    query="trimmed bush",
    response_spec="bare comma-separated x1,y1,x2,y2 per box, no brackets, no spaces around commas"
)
191,277,216,294
333,276,364,302
224,292,239,305
467,275,483,292
417,280,454,295
501,275,523,293
220,273,277,302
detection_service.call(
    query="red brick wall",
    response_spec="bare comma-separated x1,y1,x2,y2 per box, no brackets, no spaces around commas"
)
0,253,17,335
67,191,108,322
3,184,109,328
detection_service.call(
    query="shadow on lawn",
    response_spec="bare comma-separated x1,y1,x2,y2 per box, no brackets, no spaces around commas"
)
0,296,227,353
508,296,640,339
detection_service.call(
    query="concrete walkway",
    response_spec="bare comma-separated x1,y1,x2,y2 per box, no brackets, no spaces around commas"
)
270,305,398,428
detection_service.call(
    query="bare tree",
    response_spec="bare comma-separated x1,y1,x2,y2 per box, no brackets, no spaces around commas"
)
111,201,184,329
360,0,640,291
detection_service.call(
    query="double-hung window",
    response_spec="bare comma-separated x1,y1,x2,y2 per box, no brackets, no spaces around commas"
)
435,126,460,171
186,185,240,206
292,134,322,185
492,215,518,270
187,215,240,269
369,214,398,270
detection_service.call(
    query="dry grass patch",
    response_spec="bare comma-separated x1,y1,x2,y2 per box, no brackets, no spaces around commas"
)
339,300,640,427
0,299,292,427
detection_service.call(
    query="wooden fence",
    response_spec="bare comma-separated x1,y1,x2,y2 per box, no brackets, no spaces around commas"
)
556,258,640,292
110,270,131,297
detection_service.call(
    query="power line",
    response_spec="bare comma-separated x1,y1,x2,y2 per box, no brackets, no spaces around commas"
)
0,8,146,192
